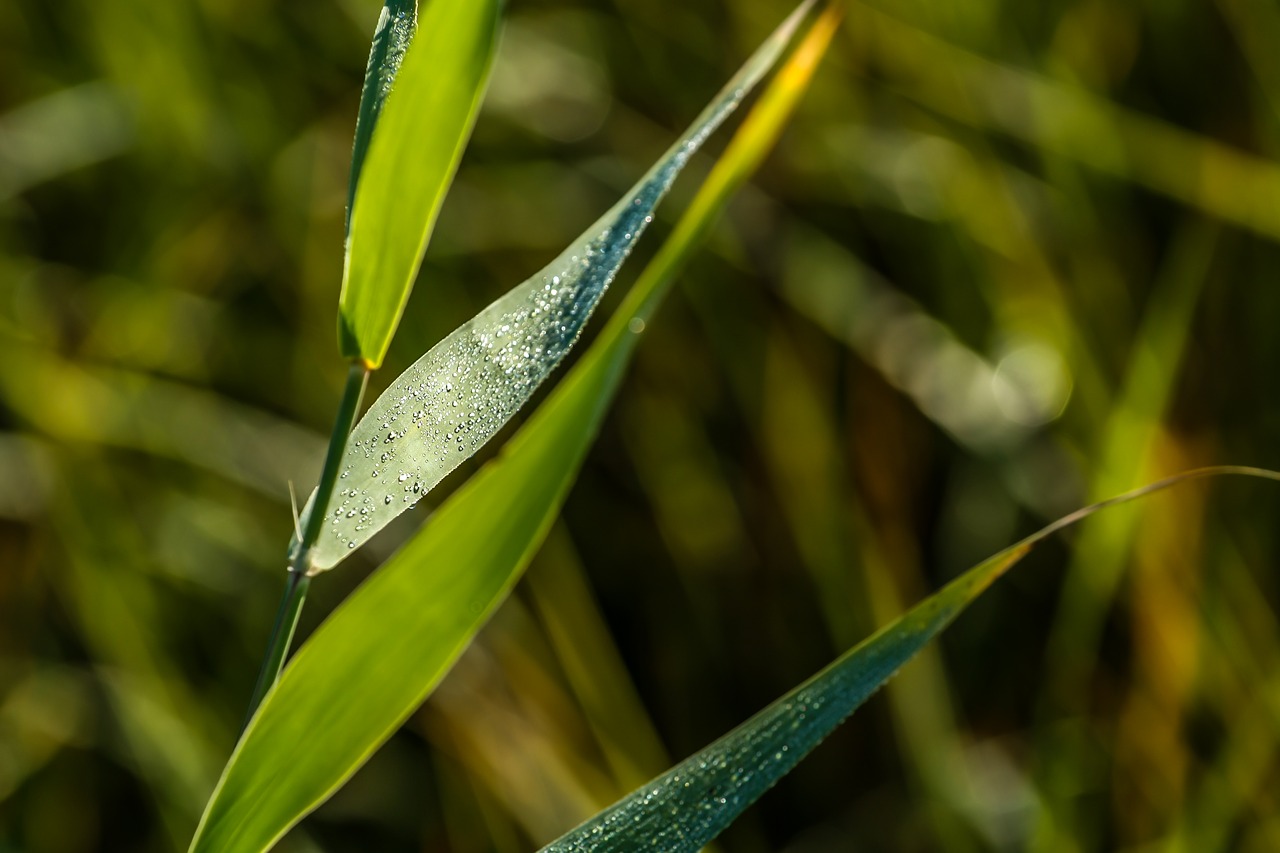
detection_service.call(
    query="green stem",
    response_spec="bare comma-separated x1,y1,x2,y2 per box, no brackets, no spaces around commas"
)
297,363,370,559
243,363,369,728
243,570,311,730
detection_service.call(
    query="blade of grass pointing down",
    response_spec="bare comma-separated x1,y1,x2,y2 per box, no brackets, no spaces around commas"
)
309,0,816,571
339,0,500,369
539,467,1280,852
189,5,832,852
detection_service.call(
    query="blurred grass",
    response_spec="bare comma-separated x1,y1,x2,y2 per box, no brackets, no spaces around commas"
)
3,0,1280,850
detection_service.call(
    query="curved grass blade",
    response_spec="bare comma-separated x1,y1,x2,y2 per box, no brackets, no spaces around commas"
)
346,0,418,229
539,467,1280,852
310,0,816,570
544,551,1030,852
339,0,500,368
189,7,832,851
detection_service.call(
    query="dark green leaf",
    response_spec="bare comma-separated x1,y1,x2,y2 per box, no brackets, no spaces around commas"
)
346,0,418,229
338,0,500,368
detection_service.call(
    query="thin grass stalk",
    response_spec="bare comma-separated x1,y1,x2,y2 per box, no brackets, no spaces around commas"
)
243,363,369,724
243,571,312,730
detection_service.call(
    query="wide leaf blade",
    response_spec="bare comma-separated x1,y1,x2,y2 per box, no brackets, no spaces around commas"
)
189,5,830,850
311,0,815,570
338,0,500,368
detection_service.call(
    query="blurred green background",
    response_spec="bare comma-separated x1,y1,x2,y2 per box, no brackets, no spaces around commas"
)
3,0,1280,850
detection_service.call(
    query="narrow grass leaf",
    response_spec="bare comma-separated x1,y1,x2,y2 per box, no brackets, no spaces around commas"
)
189,6,831,851
538,467,1280,852
346,0,418,228
339,0,500,368
541,548,1029,853
310,0,815,570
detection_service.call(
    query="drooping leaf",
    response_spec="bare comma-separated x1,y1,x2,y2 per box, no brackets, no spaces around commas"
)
346,0,418,228
539,545,1030,852
338,0,500,368
310,0,816,570
189,5,831,851
538,468,1280,852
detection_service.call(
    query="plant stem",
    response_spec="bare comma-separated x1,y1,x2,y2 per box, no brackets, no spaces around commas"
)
242,362,369,728
243,570,311,730
298,362,371,557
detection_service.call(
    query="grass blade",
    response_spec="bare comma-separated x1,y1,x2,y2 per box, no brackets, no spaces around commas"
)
538,467,1280,852
541,551,1029,852
346,0,418,229
338,0,500,369
310,0,815,570
188,5,831,850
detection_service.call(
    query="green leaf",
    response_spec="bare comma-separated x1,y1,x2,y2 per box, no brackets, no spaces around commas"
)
190,5,827,850
309,0,817,571
338,0,500,369
538,544,1031,852
537,468,1280,852
346,0,418,229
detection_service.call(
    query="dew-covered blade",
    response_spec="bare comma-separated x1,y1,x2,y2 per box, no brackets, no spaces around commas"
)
309,0,815,570
537,544,1031,852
